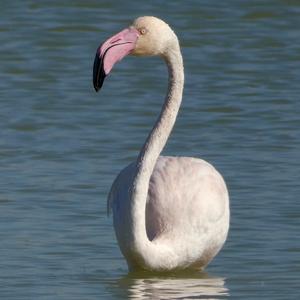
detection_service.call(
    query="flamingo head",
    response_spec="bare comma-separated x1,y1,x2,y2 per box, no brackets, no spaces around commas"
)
93,16,178,91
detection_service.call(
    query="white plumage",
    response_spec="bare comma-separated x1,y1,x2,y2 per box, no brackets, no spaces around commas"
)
109,156,229,271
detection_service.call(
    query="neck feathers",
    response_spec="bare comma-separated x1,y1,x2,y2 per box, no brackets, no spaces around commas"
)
128,44,184,269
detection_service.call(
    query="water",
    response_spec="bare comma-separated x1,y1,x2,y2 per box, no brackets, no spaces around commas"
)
1,0,299,299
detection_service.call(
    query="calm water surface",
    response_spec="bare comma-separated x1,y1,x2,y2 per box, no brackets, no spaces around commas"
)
1,1,299,299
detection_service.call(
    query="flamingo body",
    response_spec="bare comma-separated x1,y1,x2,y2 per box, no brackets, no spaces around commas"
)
109,156,229,270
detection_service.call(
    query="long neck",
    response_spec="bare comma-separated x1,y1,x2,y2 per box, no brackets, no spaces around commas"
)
130,43,184,269
137,46,184,174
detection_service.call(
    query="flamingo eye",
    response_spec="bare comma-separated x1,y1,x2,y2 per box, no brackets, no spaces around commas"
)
139,27,147,35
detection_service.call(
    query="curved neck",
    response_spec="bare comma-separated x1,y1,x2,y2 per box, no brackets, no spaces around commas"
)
130,44,184,269
137,46,184,170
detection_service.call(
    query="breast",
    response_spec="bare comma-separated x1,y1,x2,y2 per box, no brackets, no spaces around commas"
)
146,156,229,242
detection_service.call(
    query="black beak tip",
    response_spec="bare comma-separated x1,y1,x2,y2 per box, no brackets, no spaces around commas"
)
93,52,106,92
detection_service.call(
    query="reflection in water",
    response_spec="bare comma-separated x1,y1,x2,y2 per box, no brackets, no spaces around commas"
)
119,272,229,300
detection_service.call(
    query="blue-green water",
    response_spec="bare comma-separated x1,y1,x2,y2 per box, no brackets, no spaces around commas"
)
1,1,299,299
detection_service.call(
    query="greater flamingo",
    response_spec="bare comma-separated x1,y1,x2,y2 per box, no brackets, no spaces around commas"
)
93,16,230,272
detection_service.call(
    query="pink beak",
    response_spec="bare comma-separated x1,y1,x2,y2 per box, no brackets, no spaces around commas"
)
93,27,139,91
